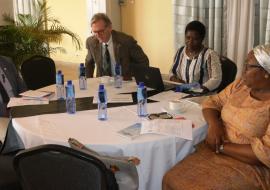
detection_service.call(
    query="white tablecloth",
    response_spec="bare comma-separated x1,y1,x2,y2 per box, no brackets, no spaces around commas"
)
12,100,207,190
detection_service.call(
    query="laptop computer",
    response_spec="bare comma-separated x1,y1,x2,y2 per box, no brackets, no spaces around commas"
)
133,65,178,91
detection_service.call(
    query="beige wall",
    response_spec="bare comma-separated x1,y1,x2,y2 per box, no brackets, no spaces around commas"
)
0,0,14,25
120,0,174,74
47,0,89,64
106,0,121,31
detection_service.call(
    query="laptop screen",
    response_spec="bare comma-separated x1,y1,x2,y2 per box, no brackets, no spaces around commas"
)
133,65,165,91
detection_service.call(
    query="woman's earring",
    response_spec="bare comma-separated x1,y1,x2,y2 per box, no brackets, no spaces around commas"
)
265,74,269,79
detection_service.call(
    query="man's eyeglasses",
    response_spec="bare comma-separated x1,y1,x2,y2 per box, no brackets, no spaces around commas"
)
147,112,173,120
91,28,106,36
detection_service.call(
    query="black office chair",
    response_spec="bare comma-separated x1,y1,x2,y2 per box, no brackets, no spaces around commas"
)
216,56,237,92
21,55,56,90
13,144,118,190
0,121,22,190
0,154,22,190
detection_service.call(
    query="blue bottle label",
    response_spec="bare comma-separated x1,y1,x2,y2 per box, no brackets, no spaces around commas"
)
79,67,86,77
137,86,147,116
98,91,106,103
66,85,74,97
65,84,76,114
142,87,147,99
137,87,147,101
115,64,121,75
56,74,62,84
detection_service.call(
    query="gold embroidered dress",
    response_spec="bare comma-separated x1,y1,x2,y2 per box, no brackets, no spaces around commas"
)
163,79,270,190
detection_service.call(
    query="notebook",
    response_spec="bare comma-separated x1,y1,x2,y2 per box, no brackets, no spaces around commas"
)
133,66,177,91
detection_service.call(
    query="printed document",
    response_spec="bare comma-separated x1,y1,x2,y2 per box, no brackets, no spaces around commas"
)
141,119,193,140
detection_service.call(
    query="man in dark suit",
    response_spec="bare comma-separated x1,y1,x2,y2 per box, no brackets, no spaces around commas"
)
0,56,26,149
85,13,149,79
0,56,26,116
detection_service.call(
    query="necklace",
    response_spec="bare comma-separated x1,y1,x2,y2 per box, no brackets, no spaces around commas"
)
186,46,204,59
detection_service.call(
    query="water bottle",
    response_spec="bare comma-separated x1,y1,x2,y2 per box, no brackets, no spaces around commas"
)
79,63,87,90
56,70,65,100
137,82,147,117
114,63,122,88
98,84,107,120
189,82,201,91
65,80,76,114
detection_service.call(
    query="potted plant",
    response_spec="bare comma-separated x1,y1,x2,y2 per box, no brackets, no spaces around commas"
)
0,0,81,68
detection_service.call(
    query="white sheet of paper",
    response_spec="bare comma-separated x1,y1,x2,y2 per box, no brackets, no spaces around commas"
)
107,82,138,93
190,87,204,93
148,90,187,102
141,119,193,140
93,94,133,103
109,94,133,103
7,97,49,107
20,90,53,98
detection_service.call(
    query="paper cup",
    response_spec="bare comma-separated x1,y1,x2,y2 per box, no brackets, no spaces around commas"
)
169,100,189,113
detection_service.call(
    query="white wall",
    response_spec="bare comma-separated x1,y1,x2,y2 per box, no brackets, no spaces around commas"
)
121,0,174,74
49,0,121,64
48,0,89,64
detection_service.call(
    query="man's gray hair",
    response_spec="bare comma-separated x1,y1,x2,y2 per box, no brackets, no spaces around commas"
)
91,13,112,27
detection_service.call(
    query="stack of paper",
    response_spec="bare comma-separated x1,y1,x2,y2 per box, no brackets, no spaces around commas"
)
20,90,53,99
7,90,53,107
7,97,49,107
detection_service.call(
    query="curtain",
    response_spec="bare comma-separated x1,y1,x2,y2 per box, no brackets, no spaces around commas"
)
254,0,270,45
226,0,254,77
13,0,39,16
173,0,226,55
